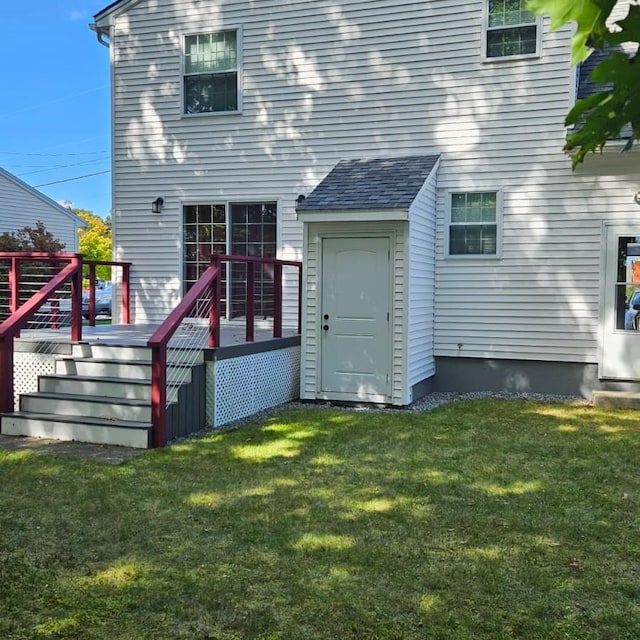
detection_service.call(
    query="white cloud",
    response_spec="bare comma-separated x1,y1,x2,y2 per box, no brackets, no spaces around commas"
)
69,9,88,21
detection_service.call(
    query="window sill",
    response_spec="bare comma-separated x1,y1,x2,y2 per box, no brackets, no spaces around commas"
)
445,254,502,261
182,110,242,118
481,52,540,63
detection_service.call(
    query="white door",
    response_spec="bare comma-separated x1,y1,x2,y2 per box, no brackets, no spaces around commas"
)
601,224,640,379
320,236,391,401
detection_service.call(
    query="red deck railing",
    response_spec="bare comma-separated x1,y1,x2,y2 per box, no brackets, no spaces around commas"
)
147,255,302,447
0,252,132,414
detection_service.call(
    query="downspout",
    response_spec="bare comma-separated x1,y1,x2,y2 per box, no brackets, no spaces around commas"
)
89,23,111,48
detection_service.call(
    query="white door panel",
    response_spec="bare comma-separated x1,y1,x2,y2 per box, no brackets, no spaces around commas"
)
320,237,391,400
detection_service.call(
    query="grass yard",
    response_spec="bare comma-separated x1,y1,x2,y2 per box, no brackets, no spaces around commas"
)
1,399,639,639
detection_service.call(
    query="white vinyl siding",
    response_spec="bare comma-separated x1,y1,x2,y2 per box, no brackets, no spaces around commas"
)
407,164,438,397
99,0,640,371
0,169,83,252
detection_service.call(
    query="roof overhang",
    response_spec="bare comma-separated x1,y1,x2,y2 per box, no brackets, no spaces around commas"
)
94,0,143,26
296,208,409,223
571,142,640,177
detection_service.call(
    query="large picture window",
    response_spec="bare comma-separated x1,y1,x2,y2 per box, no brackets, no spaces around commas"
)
485,0,539,59
184,30,239,114
183,202,277,317
448,191,499,256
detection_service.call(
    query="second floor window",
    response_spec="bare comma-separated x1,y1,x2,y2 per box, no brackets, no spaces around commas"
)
486,1,538,59
184,30,239,114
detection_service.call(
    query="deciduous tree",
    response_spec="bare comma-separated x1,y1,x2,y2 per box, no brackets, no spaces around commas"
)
74,209,112,281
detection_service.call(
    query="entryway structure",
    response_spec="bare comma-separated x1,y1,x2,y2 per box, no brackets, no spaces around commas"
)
296,155,440,406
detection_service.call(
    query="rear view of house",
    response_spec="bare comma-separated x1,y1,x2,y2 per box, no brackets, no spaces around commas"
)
0,167,85,252
92,0,640,402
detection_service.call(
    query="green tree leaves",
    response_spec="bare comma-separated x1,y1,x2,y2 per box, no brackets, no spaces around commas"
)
528,0,639,167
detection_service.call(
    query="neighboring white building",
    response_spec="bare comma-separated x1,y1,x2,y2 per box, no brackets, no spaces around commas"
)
92,0,640,401
0,167,86,252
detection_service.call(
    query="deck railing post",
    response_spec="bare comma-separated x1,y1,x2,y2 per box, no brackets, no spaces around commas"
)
151,345,167,447
0,336,14,413
122,264,131,324
70,255,83,343
273,262,283,338
9,257,19,314
246,262,255,342
209,256,221,348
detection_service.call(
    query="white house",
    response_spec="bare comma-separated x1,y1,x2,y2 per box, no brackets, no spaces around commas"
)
92,0,640,402
0,167,86,252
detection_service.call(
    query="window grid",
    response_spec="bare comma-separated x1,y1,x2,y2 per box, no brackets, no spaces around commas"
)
184,30,238,114
183,202,277,319
486,0,538,58
449,192,498,256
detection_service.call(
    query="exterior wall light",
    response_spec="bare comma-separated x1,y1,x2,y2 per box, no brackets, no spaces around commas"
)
635,191,640,205
152,197,164,214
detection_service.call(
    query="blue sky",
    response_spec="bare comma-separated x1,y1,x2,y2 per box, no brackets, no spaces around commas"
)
0,1,112,218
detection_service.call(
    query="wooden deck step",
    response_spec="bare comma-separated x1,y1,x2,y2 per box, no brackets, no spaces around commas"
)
1,412,152,449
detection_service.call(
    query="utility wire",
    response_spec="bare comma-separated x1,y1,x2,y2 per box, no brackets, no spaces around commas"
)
35,170,111,187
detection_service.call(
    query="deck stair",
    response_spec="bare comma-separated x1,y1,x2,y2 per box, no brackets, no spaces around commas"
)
0,343,206,448
592,390,640,410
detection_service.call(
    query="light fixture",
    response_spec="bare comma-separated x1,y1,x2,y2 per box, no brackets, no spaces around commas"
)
635,191,640,205
152,197,164,214
295,194,306,208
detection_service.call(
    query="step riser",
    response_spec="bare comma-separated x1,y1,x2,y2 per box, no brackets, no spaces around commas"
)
56,360,192,383
72,344,204,365
1,416,150,449
40,377,152,400
72,344,151,362
21,397,152,422
38,377,179,404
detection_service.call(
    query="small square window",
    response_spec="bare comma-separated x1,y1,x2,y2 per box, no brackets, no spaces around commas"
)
485,1,539,59
184,30,239,114
448,191,500,256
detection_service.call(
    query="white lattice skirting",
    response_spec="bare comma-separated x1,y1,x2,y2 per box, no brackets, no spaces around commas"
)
209,346,300,427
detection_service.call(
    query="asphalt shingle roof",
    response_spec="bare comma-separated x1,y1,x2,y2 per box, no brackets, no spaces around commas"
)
296,155,440,212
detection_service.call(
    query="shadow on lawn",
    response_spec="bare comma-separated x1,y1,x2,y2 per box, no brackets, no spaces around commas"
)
2,400,640,639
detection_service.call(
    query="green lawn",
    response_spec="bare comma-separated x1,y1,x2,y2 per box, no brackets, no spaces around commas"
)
1,399,639,639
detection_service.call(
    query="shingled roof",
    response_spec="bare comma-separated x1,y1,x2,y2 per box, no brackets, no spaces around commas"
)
296,155,440,212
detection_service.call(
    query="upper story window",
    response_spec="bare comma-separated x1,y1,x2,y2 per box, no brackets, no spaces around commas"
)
184,30,239,114
485,1,539,59
448,191,500,257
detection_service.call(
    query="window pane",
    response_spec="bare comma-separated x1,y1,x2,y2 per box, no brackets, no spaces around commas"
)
488,0,534,27
450,225,497,255
185,72,238,113
487,26,537,57
185,31,237,74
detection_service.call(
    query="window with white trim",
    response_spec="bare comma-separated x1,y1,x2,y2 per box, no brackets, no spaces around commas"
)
448,192,499,256
183,202,277,317
485,0,539,59
184,30,239,114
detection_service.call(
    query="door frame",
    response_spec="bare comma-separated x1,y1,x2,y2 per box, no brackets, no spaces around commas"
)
599,220,640,380
316,229,396,403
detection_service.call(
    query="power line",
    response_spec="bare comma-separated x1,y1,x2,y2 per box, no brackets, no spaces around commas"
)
0,150,109,157
35,170,111,187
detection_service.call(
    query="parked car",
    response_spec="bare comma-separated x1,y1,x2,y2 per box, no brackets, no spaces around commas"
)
82,283,112,319
625,289,640,329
